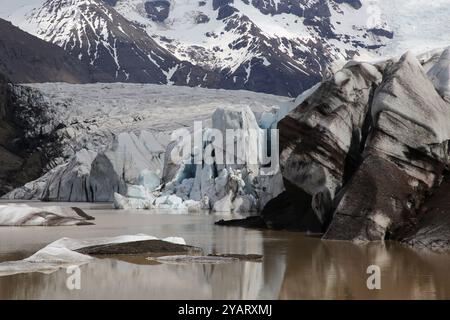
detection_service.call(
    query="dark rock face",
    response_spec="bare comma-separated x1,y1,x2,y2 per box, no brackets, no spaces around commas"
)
195,13,210,24
0,76,64,195
247,0,304,17
368,28,394,39
333,0,362,10
144,0,171,22
102,0,118,6
217,4,238,19
0,19,93,83
261,49,450,248
213,0,234,10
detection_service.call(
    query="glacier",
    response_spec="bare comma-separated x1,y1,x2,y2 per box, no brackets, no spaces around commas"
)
3,83,291,214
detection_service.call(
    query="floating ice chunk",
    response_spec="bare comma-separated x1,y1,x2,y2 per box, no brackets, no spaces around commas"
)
25,246,93,264
0,204,93,226
48,234,161,251
154,194,187,210
125,185,154,200
113,192,154,209
0,234,187,276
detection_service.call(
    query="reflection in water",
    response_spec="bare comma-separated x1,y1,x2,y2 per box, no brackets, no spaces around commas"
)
1,211,450,299
0,237,269,299
278,237,450,300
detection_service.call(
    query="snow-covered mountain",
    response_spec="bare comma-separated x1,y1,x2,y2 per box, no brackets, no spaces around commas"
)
0,0,449,96
0,0,378,95
2,0,221,85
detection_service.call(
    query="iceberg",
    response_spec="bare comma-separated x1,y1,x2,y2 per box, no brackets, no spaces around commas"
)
0,234,187,276
0,204,94,226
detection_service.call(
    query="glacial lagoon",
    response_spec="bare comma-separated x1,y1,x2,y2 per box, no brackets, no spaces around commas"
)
1,201,450,300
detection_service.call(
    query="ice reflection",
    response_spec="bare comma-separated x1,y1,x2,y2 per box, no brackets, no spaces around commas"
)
278,237,450,300
0,217,282,300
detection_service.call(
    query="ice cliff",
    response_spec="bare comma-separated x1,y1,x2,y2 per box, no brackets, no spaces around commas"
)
114,105,285,213
247,46,450,251
3,83,290,213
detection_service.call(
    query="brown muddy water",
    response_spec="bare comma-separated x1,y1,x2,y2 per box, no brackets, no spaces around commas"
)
0,201,450,300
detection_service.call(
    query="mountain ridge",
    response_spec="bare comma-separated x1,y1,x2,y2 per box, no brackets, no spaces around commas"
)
0,0,394,96
1,0,448,96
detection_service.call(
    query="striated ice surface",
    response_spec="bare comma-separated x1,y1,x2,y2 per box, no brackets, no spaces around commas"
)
0,204,92,226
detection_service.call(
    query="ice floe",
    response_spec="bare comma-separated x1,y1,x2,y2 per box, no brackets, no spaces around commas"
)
0,234,186,276
0,204,94,226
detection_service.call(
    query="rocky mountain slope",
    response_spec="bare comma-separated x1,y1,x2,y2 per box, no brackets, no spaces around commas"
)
1,1,449,95
0,74,65,195
1,0,222,86
0,18,95,83
0,0,397,96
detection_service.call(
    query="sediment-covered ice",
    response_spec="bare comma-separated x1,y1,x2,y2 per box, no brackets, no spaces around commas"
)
0,234,186,276
0,204,93,226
